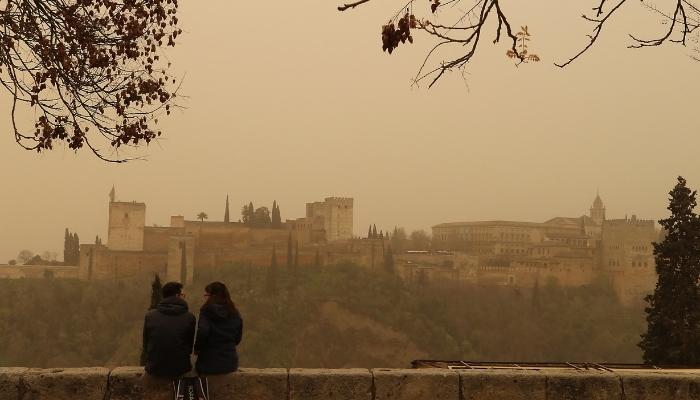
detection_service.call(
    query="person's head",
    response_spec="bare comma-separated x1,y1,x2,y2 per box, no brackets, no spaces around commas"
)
162,282,184,298
202,281,238,314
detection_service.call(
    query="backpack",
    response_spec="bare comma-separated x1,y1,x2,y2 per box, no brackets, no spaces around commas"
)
173,376,209,400
173,312,208,400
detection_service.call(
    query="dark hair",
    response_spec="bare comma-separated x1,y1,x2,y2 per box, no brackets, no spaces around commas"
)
202,281,238,315
162,282,183,298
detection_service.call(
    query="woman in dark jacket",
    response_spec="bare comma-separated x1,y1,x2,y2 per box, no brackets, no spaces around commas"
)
195,281,243,374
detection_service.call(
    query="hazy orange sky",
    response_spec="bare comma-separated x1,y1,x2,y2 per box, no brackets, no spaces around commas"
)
1,0,699,262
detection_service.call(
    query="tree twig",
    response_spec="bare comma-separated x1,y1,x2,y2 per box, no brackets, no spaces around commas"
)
338,0,372,11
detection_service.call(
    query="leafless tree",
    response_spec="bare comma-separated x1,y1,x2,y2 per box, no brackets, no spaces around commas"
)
338,0,700,85
0,0,181,162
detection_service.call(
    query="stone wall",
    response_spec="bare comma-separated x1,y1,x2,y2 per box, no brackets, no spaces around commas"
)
1,367,699,400
0,265,78,280
79,244,167,281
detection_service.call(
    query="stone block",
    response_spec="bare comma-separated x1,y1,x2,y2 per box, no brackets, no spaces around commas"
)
459,369,546,400
0,368,27,400
21,367,109,400
373,368,458,400
108,366,174,400
203,368,287,400
545,370,622,400
289,368,371,400
619,371,700,400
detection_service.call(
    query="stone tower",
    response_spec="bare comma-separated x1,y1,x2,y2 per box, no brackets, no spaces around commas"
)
107,188,146,251
590,192,606,224
306,197,354,242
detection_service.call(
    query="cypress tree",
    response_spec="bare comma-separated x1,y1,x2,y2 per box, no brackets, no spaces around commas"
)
68,232,74,264
141,273,162,366
368,225,372,239
276,202,282,225
67,233,79,264
271,201,276,227
639,176,700,364
179,241,187,285
372,224,378,239
272,201,282,228
287,232,293,269
74,233,80,262
266,245,278,295
224,195,230,223
294,240,299,270
63,229,70,263
384,245,395,274
149,274,163,310
248,202,255,226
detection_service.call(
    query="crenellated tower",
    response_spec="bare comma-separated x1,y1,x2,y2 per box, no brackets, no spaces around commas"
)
306,197,354,241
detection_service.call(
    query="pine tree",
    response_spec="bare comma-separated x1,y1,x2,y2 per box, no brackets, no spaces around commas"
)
639,176,700,364
287,232,293,269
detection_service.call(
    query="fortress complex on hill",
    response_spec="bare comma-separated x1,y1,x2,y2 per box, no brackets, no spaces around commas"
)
78,188,353,284
8,188,657,306
425,194,660,305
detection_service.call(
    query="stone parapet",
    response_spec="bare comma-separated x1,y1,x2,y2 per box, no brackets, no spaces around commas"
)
1,367,700,400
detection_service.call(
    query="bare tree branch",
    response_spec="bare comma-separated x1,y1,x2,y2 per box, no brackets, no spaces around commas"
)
0,0,182,162
338,0,373,12
555,0,628,68
339,0,700,85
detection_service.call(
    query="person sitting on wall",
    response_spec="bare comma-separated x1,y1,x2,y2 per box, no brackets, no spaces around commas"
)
195,281,243,375
142,281,197,378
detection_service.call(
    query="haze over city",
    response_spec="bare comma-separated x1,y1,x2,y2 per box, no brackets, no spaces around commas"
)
0,0,698,263
5,0,700,391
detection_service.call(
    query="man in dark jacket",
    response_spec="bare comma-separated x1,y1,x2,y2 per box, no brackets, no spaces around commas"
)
142,282,196,378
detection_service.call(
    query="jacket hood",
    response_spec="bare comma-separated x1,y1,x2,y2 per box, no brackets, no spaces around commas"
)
157,296,189,316
202,303,233,320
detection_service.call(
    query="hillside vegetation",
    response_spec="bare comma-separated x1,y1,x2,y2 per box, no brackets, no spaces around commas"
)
0,263,645,368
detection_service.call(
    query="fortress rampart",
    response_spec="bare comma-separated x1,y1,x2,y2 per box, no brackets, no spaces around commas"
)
1,366,699,400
